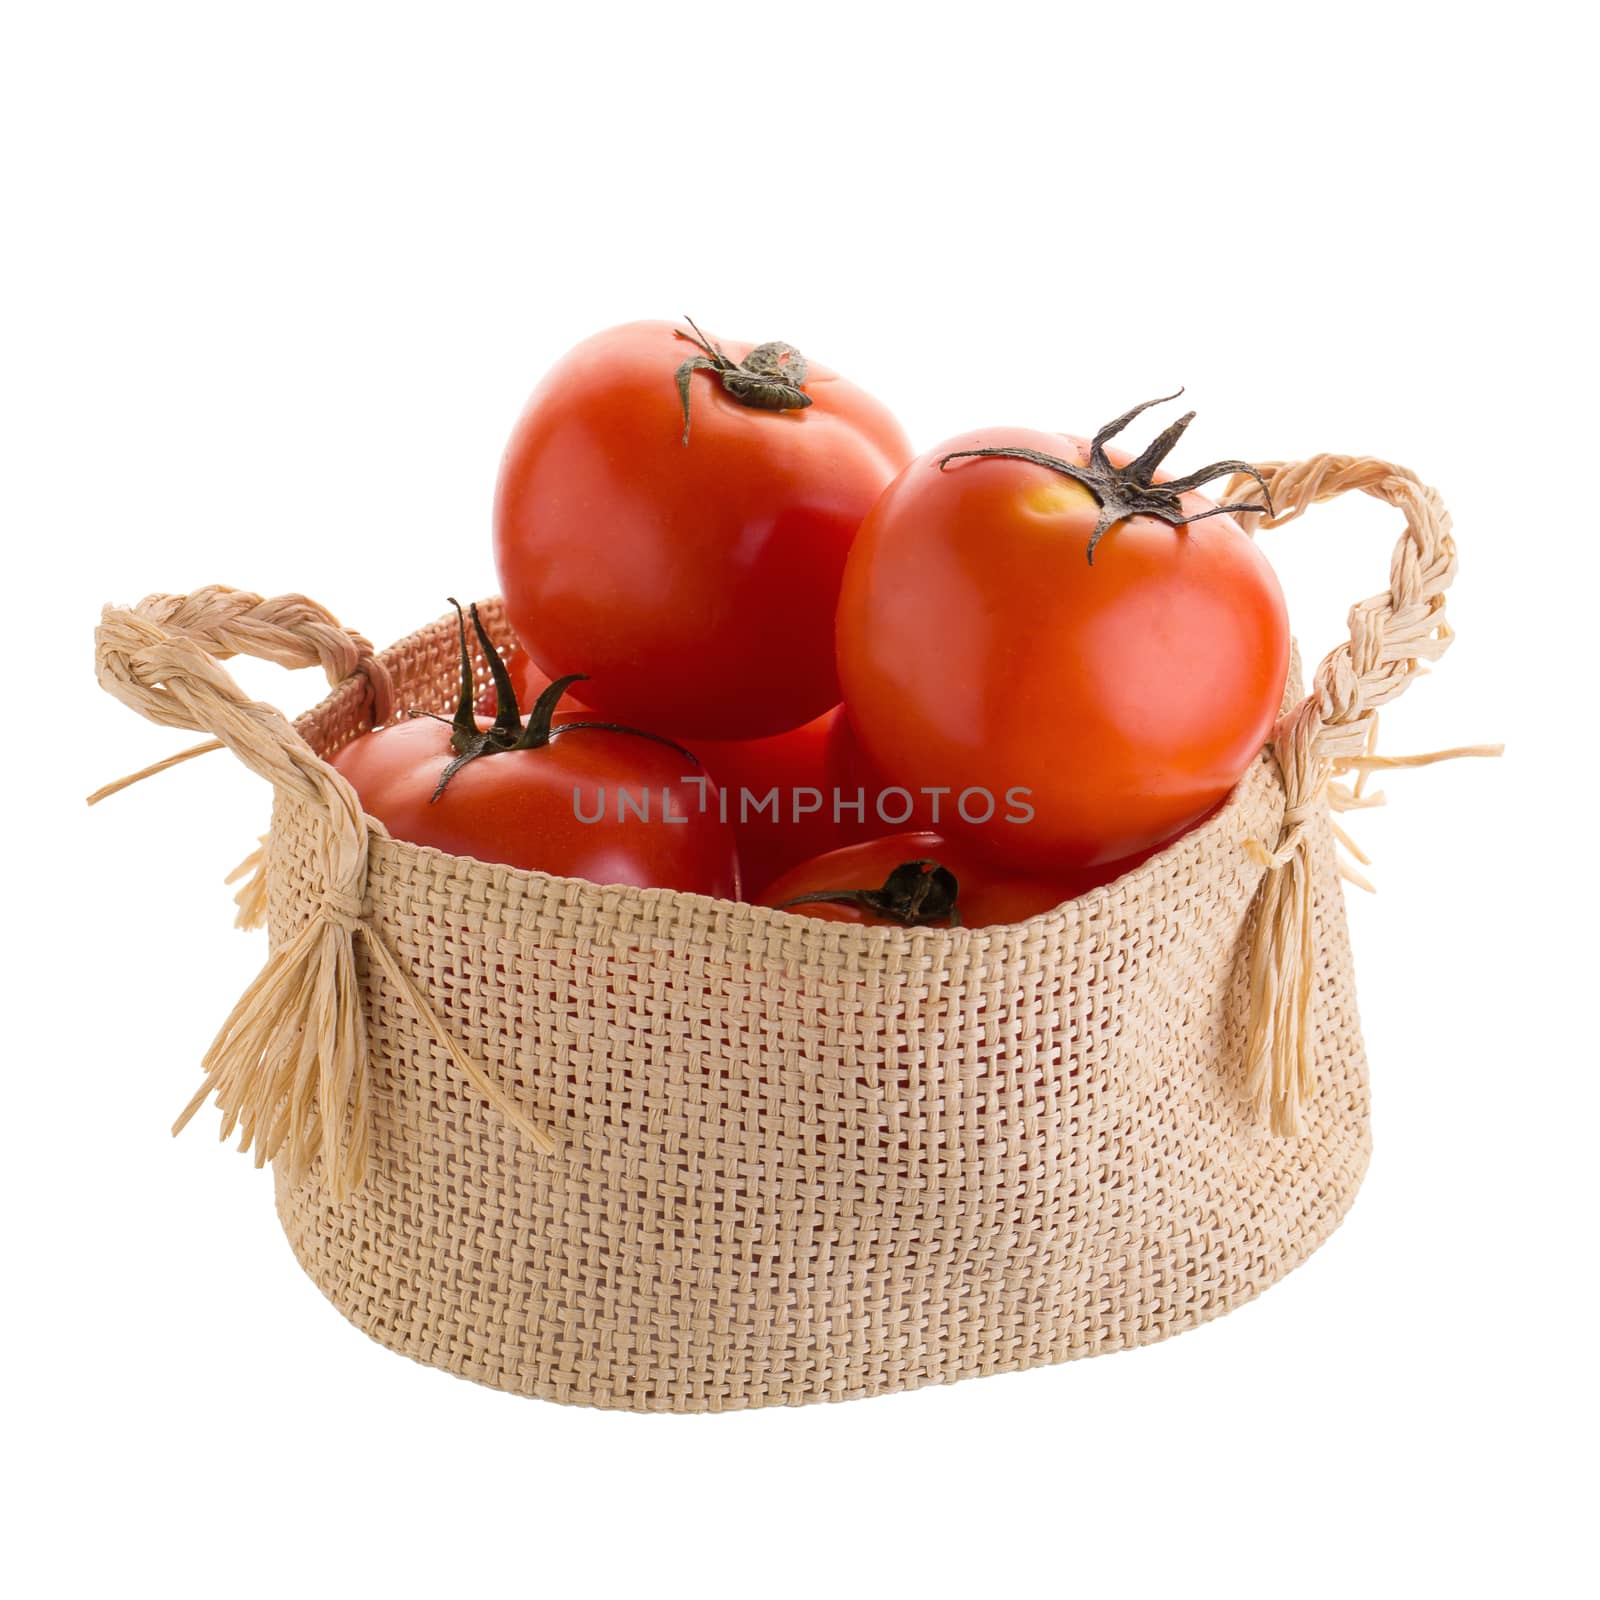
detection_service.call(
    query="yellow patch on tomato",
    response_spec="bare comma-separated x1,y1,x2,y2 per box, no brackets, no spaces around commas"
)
1023,478,1096,519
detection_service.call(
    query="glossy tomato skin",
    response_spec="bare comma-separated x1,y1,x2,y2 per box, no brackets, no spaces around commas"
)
835,428,1289,871
757,831,1092,930
494,321,913,742
688,704,953,897
678,707,845,897
823,709,939,838
330,714,739,897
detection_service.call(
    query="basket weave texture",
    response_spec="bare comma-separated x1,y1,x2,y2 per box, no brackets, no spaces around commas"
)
95,453,1465,1410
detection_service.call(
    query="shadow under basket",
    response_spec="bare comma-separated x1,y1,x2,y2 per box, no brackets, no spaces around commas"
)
94,452,1473,1411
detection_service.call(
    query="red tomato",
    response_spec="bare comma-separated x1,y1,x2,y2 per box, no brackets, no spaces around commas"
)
757,832,1090,930
680,708,846,897
680,704,966,896
835,403,1288,871
823,709,938,839
494,319,913,741
336,606,739,895
332,713,738,895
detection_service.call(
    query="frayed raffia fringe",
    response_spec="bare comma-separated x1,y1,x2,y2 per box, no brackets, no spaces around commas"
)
225,835,270,931
171,911,369,1197
1227,457,1502,1135
89,737,272,931
170,898,554,1201
1242,737,1501,1134
92,585,552,1201
84,736,223,805
87,742,273,931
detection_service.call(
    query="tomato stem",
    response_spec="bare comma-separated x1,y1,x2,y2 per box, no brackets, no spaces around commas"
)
674,317,813,445
936,392,1274,565
774,859,962,927
429,601,698,803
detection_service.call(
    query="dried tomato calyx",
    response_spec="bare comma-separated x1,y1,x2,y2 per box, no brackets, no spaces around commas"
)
425,600,696,803
673,316,812,445
937,391,1274,565
775,859,962,927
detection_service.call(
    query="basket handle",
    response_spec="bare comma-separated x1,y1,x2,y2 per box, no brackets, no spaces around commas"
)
93,586,554,1196
1230,456,1458,807
1224,456,1491,1134
93,585,394,801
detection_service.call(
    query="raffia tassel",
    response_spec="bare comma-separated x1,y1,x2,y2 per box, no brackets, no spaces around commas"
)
1243,738,1502,1136
225,834,270,930
1242,848,1317,1136
168,891,554,1190
172,909,371,1202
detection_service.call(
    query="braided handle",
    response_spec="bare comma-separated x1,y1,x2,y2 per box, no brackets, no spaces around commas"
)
1229,457,1456,841
94,586,393,806
1226,456,1458,1135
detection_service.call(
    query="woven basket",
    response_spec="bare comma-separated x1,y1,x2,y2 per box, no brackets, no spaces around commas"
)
95,454,1465,1411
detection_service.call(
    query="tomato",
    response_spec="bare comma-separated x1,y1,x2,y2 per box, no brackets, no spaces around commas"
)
335,606,739,896
678,704,969,896
333,714,737,894
680,707,846,897
757,832,1091,930
493,319,913,742
823,709,938,838
835,398,1289,870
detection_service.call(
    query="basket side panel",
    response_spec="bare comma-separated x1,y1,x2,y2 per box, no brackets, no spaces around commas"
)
267,617,1369,1411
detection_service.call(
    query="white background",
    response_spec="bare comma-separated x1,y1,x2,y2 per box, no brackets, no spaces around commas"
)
6,3,1594,1595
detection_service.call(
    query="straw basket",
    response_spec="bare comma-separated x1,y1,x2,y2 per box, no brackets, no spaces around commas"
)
94,454,1470,1411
